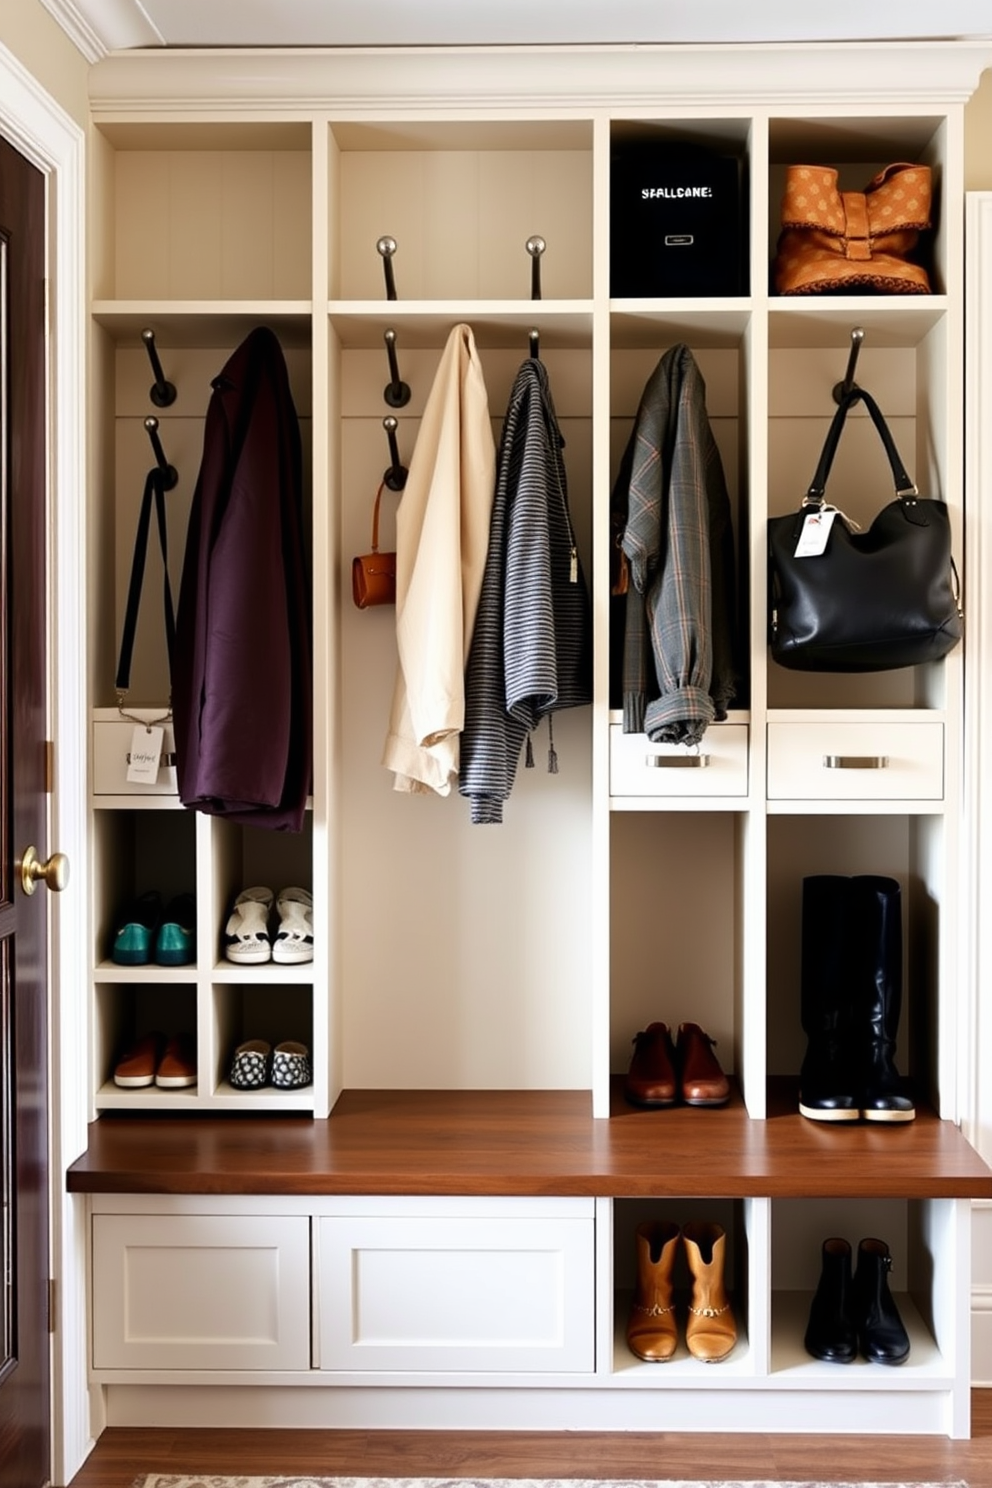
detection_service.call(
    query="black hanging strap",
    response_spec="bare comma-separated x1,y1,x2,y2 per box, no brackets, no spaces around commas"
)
115,466,176,702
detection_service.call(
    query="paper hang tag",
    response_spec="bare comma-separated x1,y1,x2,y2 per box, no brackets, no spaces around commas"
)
793,508,838,558
126,724,164,784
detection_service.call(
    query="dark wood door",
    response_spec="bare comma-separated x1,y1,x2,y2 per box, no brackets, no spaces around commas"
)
0,134,51,1488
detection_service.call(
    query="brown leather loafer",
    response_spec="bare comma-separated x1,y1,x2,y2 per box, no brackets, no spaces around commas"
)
676,1022,730,1106
624,1022,677,1107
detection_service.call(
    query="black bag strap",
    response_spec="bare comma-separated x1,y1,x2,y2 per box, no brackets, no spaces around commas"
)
805,387,919,507
115,465,176,712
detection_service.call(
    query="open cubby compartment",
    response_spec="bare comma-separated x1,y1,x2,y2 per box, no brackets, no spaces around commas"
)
208,814,314,973
92,806,198,970
608,116,753,302
770,1195,965,1392
90,325,316,713
334,321,593,1098
765,811,954,1118
767,114,950,297
606,314,752,718
94,978,199,1109
90,120,314,303
608,811,749,1108
210,981,314,1108
764,305,959,712
327,117,594,303
610,1195,755,1378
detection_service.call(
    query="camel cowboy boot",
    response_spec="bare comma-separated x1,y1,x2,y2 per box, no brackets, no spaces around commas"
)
626,1220,680,1361
683,1220,737,1362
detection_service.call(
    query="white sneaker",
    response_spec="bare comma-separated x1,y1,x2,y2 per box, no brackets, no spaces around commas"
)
272,886,314,964
224,886,274,964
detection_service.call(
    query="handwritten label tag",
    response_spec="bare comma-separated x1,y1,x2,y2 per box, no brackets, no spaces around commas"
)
794,508,837,558
126,725,164,784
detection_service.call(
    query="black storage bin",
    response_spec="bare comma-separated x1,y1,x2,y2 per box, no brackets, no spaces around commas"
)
611,140,746,298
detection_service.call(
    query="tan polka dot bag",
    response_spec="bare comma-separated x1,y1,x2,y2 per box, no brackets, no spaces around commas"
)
774,163,932,295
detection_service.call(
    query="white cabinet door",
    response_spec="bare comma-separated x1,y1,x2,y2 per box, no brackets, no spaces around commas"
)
317,1206,595,1373
92,1213,311,1370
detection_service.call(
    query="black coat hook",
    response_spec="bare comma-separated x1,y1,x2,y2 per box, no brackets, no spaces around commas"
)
141,328,177,408
382,415,407,491
832,326,866,405
377,236,398,301
526,235,546,300
383,329,411,408
529,328,540,359
143,416,179,491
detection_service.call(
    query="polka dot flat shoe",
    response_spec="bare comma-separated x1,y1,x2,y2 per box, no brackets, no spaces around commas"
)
224,886,274,964
271,1041,311,1089
272,886,314,965
229,1039,272,1089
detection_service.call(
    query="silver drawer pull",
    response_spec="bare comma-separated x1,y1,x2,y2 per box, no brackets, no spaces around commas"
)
646,754,710,769
822,755,889,770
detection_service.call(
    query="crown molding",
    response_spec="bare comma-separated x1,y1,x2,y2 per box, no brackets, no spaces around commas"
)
87,40,992,116
38,0,162,62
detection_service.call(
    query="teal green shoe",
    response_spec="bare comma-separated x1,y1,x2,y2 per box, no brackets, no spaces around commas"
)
155,893,196,966
111,890,162,965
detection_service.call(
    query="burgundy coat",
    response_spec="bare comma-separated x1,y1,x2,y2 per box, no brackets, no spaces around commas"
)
172,326,311,831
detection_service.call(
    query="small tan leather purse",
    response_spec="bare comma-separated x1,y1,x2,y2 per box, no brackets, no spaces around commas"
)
352,480,396,608
774,162,932,296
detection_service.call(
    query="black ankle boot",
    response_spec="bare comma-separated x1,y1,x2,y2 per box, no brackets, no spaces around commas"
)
804,1237,856,1363
798,876,860,1122
853,1237,911,1365
851,876,915,1123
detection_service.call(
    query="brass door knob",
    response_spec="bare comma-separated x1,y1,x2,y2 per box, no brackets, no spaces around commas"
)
20,845,70,896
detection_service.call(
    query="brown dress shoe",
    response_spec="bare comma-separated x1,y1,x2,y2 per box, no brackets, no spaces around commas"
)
624,1022,677,1106
683,1220,737,1362
626,1220,680,1361
676,1022,730,1106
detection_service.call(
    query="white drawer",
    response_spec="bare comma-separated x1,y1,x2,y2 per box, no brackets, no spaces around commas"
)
92,1213,311,1370
317,1208,595,1373
92,708,177,796
610,723,748,798
767,721,944,801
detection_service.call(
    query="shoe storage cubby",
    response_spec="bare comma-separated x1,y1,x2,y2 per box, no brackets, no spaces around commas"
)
611,1197,751,1378
769,1197,966,1397
73,41,992,1437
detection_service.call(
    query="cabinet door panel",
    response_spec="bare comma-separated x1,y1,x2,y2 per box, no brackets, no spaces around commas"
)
318,1212,594,1373
92,1214,311,1370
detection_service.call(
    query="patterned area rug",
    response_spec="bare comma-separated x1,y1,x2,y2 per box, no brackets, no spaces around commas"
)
131,1477,970,1488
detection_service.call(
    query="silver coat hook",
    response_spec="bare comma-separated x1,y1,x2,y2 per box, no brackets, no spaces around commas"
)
526,235,546,300
377,235,398,301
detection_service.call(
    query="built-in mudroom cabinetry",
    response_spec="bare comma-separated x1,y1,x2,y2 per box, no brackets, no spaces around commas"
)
68,41,992,1438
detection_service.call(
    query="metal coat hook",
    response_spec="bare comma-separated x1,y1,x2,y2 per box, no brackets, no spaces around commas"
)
832,326,866,404
383,328,411,408
141,328,177,408
143,416,179,490
526,235,546,300
529,328,540,359
377,236,398,301
382,415,407,491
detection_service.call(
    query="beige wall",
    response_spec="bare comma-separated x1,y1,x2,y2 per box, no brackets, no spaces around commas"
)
0,0,89,128
966,66,992,189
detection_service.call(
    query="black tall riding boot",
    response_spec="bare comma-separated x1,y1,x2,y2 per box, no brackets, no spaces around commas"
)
851,875,915,1123
798,875,860,1122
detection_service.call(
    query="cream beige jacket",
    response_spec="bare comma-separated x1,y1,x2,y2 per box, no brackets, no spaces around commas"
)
382,323,496,794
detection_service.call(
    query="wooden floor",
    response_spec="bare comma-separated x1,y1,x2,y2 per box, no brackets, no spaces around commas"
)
66,1390,992,1488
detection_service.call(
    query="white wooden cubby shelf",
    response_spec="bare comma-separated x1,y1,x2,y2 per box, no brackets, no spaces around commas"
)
76,40,992,1437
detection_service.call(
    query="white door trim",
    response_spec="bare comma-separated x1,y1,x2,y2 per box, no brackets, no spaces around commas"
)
0,39,91,1488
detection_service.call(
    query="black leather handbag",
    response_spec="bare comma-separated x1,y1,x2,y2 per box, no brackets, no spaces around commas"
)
768,388,962,672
